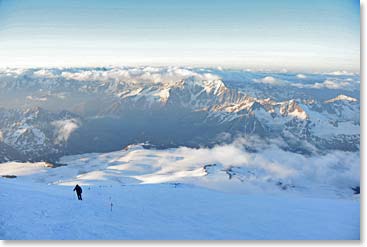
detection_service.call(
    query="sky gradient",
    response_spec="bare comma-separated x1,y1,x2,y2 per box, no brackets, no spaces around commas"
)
0,0,360,71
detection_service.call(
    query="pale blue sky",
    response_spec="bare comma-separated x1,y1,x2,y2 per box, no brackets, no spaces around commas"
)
0,0,360,71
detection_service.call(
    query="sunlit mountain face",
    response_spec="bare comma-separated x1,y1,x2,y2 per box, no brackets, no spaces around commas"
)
0,67,359,162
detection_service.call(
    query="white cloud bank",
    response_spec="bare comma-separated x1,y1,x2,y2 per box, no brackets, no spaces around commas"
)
58,67,221,84
0,67,359,92
325,70,356,76
252,74,357,90
141,141,359,197
291,79,353,90
310,80,352,89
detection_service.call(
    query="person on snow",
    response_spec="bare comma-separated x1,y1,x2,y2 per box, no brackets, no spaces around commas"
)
73,184,83,200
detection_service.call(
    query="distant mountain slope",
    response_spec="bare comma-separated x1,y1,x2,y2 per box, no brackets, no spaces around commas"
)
0,67,360,161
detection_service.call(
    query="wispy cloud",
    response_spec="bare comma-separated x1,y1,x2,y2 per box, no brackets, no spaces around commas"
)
52,119,80,144
253,76,285,85
296,74,307,79
291,79,353,90
324,70,356,76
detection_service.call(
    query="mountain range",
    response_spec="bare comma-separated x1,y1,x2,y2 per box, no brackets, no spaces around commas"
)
0,67,360,162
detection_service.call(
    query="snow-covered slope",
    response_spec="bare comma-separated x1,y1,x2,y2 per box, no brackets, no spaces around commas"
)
0,179,359,240
0,142,360,240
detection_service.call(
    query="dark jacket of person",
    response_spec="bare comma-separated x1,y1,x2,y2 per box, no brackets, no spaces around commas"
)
73,185,82,194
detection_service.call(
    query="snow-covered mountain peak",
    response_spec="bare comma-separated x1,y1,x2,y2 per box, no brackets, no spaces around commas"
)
279,100,308,120
178,77,227,92
202,79,228,95
325,94,358,104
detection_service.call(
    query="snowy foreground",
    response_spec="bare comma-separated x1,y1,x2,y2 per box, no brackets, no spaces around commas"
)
0,145,360,240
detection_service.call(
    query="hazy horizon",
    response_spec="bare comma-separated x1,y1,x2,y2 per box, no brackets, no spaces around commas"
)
0,0,360,72
0,65,360,75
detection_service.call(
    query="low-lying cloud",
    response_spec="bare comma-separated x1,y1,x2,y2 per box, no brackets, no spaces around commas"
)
324,70,357,76
52,119,80,144
121,137,359,197
310,79,352,89
253,76,285,85
252,75,357,91
291,79,353,90
0,67,359,93
296,74,307,79
46,67,221,84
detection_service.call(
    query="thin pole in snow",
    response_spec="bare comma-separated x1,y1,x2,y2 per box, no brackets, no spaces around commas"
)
109,196,113,212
